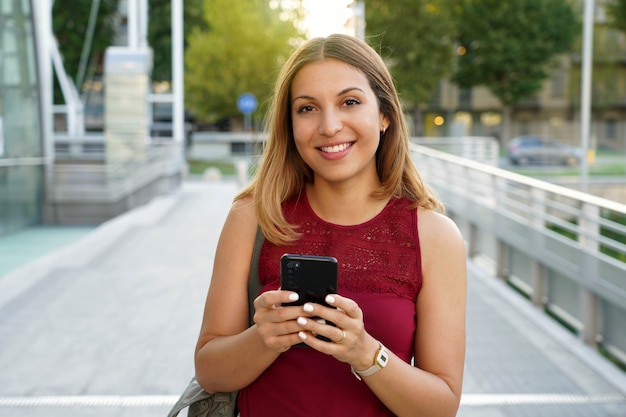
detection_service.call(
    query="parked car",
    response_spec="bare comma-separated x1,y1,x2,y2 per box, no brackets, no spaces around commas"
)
507,136,581,166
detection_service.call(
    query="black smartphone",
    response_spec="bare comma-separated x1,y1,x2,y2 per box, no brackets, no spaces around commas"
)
280,254,338,307
280,254,338,343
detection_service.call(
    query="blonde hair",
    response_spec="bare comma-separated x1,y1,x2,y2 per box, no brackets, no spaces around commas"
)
236,34,443,245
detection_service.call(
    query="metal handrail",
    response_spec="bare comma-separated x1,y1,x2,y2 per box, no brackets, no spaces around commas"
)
412,143,626,219
410,142,626,363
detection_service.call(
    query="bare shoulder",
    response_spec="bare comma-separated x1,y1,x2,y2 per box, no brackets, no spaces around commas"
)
417,208,466,278
213,194,258,280
222,195,256,237
417,208,464,249
230,194,255,220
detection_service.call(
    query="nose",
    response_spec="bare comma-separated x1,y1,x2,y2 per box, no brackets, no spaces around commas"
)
318,108,343,137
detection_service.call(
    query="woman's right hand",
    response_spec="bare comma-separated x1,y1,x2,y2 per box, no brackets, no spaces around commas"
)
253,290,305,352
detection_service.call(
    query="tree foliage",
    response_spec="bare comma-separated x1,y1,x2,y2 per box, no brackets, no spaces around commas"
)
363,0,458,111
452,0,579,107
52,0,119,87
184,0,303,123
53,0,208,84
147,0,207,82
606,0,626,34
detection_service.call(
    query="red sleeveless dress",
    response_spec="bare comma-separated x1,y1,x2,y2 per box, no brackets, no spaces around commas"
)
238,190,422,417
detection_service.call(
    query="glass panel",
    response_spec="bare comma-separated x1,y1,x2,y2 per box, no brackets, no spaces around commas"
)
546,269,581,328
509,248,533,289
601,300,626,365
0,0,43,236
1,0,41,159
0,165,43,235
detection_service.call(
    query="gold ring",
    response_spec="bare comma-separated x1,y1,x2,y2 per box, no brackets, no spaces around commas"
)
337,330,346,343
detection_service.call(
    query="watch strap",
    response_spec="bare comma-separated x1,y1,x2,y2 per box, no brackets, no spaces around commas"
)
351,343,389,380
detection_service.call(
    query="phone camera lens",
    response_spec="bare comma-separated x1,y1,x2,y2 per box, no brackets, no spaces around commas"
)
287,262,294,269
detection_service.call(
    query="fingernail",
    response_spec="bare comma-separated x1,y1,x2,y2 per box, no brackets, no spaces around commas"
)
297,317,307,326
325,295,336,304
316,318,326,325
298,331,307,340
288,292,299,301
303,303,314,313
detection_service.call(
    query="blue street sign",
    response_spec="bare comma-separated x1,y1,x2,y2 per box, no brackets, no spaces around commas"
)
237,93,258,114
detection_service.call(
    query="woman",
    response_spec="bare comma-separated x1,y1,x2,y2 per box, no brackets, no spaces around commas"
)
195,34,467,417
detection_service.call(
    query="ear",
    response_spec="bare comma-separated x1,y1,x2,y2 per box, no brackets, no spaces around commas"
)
380,114,390,133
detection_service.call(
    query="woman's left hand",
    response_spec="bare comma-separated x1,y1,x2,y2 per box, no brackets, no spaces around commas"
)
294,294,380,371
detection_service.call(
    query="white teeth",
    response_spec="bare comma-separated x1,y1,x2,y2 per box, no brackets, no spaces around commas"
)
320,143,351,153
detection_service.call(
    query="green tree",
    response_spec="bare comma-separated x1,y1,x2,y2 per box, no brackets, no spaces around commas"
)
607,0,626,34
148,0,207,82
184,0,303,126
53,0,209,86
453,0,579,140
52,0,119,93
363,0,458,135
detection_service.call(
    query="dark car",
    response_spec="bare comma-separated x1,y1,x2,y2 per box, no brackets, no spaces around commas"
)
507,136,581,166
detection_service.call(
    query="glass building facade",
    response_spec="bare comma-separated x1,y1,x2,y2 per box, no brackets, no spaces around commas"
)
0,0,44,237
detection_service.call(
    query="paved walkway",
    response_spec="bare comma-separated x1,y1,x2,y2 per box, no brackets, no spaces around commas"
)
0,226,94,277
0,179,624,417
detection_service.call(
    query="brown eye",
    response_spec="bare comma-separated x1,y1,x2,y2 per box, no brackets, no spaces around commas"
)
297,105,315,113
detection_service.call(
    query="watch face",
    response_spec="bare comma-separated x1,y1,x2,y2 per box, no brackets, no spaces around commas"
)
377,348,389,368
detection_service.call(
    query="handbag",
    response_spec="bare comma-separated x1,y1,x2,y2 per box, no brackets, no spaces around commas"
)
167,227,264,417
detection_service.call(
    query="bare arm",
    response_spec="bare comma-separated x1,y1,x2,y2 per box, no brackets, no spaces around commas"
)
194,198,309,392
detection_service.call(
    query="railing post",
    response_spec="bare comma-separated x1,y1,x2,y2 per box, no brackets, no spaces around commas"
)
531,261,547,308
579,202,600,251
530,188,548,307
579,202,601,347
581,290,599,347
496,238,509,281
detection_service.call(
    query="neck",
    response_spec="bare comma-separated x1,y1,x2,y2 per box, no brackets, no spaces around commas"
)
305,181,388,226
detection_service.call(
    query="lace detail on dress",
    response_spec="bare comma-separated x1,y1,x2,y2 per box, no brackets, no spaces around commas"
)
258,192,422,301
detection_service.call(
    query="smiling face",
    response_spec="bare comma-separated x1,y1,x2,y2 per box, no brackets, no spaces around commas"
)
290,58,389,188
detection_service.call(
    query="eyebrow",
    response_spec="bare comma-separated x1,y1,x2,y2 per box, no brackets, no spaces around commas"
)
291,87,366,104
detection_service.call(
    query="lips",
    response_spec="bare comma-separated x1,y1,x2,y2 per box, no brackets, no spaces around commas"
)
319,142,354,153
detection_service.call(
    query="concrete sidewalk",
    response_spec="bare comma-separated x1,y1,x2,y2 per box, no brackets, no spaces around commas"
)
0,179,624,417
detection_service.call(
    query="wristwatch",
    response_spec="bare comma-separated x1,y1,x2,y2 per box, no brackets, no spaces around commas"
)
351,342,390,380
